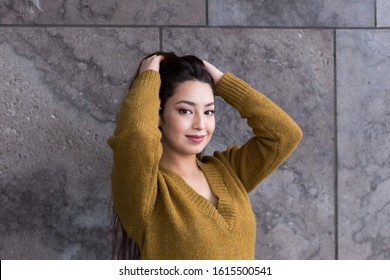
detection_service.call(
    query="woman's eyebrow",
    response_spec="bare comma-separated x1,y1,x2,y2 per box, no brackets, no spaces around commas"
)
175,100,215,107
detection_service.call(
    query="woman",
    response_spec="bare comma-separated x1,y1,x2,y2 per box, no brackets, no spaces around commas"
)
108,52,302,259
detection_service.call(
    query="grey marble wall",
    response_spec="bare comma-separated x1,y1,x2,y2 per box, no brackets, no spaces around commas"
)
337,30,390,259
378,0,390,27
0,0,388,260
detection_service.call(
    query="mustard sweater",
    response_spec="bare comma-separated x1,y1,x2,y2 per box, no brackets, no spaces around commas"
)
108,70,302,260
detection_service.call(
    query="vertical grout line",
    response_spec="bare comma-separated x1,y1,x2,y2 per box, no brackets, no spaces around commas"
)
159,27,163,51
374,0,378,27
205,0,209,26
333,28,339,260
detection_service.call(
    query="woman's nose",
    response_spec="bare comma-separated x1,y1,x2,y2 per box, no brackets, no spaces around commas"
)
193,112,205,130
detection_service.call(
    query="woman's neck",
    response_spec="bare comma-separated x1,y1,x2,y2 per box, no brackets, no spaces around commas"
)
159,152,200,177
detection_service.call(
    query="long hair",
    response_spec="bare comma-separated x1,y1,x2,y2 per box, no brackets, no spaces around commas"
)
112,51,214,259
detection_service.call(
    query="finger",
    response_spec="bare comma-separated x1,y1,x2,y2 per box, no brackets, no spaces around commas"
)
140,55,164,72
202,60,211,68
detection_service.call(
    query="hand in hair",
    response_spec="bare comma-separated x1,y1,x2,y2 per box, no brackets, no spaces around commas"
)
202,60,224,84
139,54,165,73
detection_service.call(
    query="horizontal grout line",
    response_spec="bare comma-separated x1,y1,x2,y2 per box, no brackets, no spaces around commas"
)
0,24,389,30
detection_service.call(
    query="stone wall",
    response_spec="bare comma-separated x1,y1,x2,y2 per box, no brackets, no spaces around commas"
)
1,0,389,260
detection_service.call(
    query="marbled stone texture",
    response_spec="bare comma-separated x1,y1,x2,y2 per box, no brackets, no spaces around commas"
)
377,0,390,27
0,0,206,25
1,0,388,261
209,0,375,27
163,28,335,259
337,30,390,259
0,27,159,259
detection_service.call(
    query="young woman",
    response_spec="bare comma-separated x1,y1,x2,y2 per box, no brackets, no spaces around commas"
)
108,52,302,259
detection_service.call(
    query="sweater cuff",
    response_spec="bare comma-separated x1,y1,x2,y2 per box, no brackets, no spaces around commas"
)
214,72,253,111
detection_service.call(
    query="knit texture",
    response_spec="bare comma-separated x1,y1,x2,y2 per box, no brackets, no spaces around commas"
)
108,70,302,259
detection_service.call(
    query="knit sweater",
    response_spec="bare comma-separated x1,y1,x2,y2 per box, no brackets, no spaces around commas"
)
108,70,302,259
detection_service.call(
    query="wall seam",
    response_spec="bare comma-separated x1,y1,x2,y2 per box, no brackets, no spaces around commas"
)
375,0,378,27
333,28,339,260
205,0,209,26
1,24,389,30
159,27,163,51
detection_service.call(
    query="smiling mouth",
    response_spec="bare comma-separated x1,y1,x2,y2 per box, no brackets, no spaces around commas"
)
186,135,206,143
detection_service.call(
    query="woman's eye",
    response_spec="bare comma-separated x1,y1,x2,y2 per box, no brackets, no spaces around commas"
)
178,109,192,115
205,110,215,116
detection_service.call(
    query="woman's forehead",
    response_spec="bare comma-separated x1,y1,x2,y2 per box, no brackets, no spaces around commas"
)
170,80,214,105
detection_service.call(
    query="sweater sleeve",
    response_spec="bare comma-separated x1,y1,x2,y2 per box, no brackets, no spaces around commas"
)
213,72,303,193
108,70,162,235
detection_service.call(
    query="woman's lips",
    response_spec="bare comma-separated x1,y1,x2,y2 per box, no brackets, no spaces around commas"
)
186,135,206,143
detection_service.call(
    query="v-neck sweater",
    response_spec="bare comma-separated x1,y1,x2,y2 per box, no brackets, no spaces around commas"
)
108,70,302,259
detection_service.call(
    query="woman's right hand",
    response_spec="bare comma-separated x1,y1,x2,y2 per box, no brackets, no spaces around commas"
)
139,54,165,73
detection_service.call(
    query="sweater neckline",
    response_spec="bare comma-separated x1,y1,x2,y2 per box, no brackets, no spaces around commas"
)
159,159,237,230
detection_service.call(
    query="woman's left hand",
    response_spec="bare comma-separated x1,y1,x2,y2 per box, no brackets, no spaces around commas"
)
203,60,224,84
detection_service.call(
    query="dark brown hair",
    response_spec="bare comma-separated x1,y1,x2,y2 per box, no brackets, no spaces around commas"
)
112,52,214,259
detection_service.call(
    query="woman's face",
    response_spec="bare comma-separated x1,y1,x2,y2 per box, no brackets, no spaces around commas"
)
160,80,215,158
